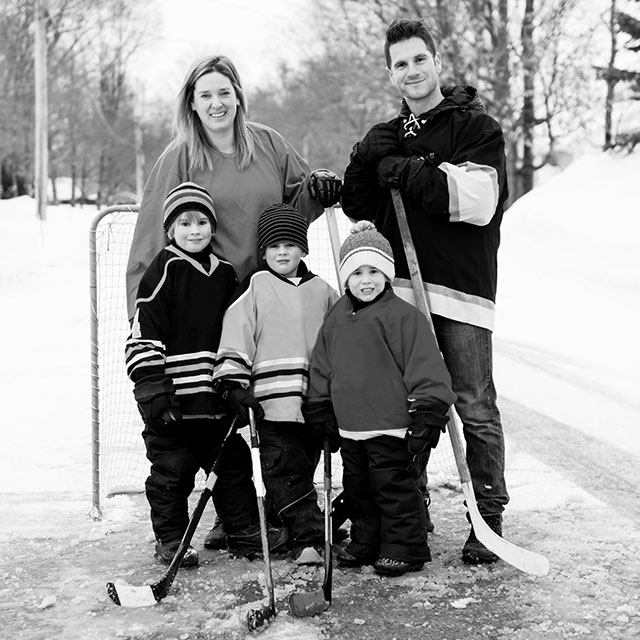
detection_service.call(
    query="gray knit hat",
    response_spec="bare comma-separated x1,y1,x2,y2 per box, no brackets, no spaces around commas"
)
258,203,309,254
163,182,217,232
339,221,395,288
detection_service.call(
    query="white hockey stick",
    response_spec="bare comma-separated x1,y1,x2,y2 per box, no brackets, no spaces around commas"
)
390,188,549,577
325,206,345,295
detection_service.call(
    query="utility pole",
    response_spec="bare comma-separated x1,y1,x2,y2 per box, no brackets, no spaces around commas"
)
34,0,48,220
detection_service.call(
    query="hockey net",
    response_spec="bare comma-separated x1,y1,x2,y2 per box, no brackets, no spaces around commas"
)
90,205,457,515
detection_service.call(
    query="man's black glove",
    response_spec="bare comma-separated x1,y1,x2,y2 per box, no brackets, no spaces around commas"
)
302,401,341,453
376,155,414,188
308,168,342,207
405,409,448,455
218,380,264,424
134,377,182,428
354,122,400,165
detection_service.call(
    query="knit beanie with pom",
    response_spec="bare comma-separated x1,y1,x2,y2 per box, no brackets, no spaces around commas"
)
257,203,309,254
338,220,395,288
163,182,217,232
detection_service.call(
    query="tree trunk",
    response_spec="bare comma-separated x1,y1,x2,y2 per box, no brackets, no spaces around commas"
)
520,0,536,195
604,0,617,150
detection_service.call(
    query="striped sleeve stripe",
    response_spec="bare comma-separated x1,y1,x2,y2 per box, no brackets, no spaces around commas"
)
438,161,499,226
166,350,216,363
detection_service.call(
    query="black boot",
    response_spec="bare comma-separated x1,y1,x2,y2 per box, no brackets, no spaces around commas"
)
461,513,502,565
203,515,227,550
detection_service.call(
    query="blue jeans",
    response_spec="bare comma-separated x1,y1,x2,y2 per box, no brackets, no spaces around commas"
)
432,315,509,516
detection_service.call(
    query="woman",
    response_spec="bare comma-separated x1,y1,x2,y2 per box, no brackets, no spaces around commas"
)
126,54,341,320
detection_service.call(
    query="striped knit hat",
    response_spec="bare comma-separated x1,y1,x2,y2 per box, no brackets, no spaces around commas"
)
258,203,309,254
339,221,395,288
163,182,217,232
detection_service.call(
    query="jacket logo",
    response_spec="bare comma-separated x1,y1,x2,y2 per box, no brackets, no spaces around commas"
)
403,113,426,138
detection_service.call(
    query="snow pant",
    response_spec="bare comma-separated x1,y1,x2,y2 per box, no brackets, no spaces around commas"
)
257,420,324,549
340,435,431,563
432,315,509,516
142,415,258,545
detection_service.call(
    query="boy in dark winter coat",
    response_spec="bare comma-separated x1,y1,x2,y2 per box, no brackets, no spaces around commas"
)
126,182,286,567
305,221,457,577
213,203,339,566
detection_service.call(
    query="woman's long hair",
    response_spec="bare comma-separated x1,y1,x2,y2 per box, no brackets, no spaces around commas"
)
171,55,255,171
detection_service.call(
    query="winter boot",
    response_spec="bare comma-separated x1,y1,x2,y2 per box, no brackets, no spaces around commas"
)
154,540,199,568
290,545,324,566
373,557,424,577
335,545,376,569
461,513,502,565
227,523,289,558
203,515,227,550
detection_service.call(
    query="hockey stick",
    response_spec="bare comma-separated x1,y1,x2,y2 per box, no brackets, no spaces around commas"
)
325,206,344,295
390,188,549,577
246,408,278,631
106,417,240,607
289,439,333,617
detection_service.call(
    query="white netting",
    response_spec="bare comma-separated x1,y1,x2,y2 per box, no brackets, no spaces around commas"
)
90,206,457,503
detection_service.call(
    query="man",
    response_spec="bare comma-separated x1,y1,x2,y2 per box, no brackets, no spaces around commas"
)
341,18,509,565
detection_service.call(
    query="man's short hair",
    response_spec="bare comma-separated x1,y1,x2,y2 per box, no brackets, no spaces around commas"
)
384,18,437,67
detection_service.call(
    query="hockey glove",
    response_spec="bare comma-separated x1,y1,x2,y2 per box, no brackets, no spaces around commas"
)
134,377,182,427
308,168,342,207
302,401,341,453
218,380,264,425
354,122,401,166
405,409,448,455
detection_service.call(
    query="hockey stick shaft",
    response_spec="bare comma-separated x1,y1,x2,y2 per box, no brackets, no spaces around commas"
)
390,188,549,576
325,206,344,295
106,417,239,606
322,438,333,602
246,408,277,631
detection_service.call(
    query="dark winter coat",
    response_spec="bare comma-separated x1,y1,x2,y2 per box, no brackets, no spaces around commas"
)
342,86,508,331
307,288,456,440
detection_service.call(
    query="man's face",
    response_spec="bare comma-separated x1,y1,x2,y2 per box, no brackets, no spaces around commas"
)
387,37,441,108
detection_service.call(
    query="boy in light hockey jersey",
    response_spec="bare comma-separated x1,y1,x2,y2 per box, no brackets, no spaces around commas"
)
214,203,339,565
126,182,285,567
305,221,457,577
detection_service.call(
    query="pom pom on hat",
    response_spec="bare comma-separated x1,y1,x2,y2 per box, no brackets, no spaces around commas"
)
339,220,395,288
163,182,217,232
258,203,309,254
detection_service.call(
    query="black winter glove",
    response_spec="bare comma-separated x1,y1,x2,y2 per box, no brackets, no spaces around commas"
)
301,401,341,453
355,122,401,166
405,410,448,455
219,381,264,425
307,168,342,207
376,155,413,188
134,377,182,427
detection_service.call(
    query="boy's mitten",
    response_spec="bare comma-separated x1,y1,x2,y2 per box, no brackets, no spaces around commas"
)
308,168,342,207
218,380,264,424
134,377,182,427
405,409,449,455
302,401,341,452
355,122,400,165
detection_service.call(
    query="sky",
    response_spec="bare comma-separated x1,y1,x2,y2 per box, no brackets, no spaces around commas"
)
131,0,317,94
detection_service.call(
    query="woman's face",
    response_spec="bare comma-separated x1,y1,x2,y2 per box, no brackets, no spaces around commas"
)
191,71,239,140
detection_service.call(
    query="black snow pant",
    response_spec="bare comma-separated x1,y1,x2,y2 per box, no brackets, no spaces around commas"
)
341,435,431,563
257,420,324,550
142,415,258,545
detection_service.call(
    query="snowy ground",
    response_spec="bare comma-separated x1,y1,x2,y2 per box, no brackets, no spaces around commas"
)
1,150,639,639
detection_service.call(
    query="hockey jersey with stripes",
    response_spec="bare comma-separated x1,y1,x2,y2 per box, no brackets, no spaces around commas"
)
125,242,237,417
213,263,339,423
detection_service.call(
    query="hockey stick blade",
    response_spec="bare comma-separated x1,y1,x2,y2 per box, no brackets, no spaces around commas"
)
389,188,550,577
106,418,238,607
462,480,549,576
